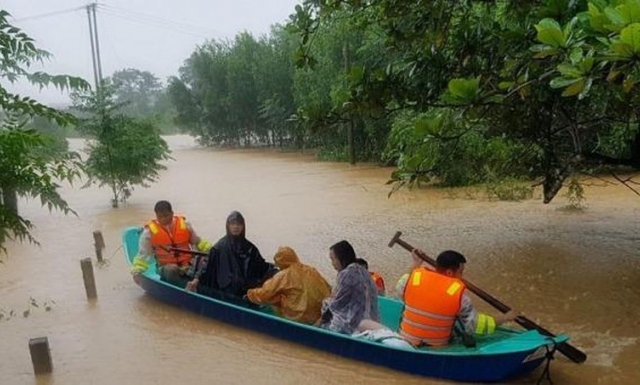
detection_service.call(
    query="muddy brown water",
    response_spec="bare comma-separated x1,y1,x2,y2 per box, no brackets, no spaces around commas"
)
1,136,639,384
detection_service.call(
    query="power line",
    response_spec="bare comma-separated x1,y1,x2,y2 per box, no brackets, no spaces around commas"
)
97,10,209,39
96,9,211,39
11,6,85,23
98,4,223,36
97,4,221,38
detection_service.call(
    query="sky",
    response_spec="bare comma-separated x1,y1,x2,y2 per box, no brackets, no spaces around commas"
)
3,0,301,106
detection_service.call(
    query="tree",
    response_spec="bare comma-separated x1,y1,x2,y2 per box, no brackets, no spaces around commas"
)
72,84,171,208
290,0,640,203
109,68,178,134
0,10,88,253
110,68,162,116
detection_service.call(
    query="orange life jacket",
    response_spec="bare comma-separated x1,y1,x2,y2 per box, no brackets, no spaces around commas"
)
370,271,385,294
146,216,192,267
399,267,465,346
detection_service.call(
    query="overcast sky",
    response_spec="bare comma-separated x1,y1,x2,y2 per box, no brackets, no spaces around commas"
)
3,0,300,106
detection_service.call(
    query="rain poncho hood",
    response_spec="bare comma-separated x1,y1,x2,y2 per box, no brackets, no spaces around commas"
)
196,211,272,298
274,246,299,269
247,247,331,324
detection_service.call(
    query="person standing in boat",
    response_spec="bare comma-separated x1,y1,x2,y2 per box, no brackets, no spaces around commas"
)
246,246,332,324
130,200,213,287
318,240,380,334
355,258,386,296
399,249,516,347
186,211,276,299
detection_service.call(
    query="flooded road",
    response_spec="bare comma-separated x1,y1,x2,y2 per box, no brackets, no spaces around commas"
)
1,135,639,384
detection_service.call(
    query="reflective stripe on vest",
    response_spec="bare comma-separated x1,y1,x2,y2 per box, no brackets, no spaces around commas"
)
147,216,192,267
403,304,456,322
475,313,496,335
400,268,465,346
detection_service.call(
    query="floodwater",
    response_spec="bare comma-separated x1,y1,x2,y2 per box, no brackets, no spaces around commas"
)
1,135,639,384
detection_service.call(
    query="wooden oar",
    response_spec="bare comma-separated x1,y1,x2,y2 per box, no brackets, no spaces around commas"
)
388,231,587,364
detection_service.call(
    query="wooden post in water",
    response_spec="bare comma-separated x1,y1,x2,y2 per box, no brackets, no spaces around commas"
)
92,230,105,262
81,258,97,300
29,337,53,375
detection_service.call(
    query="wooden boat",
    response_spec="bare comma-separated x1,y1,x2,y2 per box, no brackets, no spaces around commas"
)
123,226,567,382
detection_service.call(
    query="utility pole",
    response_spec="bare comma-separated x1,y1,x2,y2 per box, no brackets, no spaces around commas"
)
86,4,99,90
86,2,103,90
91,3,103,82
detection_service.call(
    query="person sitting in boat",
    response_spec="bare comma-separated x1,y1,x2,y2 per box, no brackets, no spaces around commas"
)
245,246,332,324
355,258,386,296
318,240,380,334
186,211,276,299
130,200,212,287
398,249,516,347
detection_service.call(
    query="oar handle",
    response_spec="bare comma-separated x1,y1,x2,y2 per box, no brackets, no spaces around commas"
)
388,231,587,364
390,234,513,312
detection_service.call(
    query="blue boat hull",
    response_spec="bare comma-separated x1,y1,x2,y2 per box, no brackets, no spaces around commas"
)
124,227,563,382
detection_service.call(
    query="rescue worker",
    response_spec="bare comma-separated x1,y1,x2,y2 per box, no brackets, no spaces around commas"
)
355,258,386,296
399,249,516,347
130,200,212,287
246,246,332,324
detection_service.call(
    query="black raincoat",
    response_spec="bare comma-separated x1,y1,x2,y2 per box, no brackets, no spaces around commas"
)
196,211,274,299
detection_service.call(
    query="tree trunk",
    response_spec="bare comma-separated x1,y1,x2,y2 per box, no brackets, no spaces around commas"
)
343,42,356,165
2,188,19,215
347,119,356,164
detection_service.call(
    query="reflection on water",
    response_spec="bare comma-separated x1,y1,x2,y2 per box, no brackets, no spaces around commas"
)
1,135,639,384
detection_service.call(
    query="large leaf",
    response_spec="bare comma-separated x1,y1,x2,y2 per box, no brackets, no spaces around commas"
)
619,23,640,54
446,78,480,104
587,2,610,33
549,76,581,89
562,77,586,96
605,7,626,28
557,63,584,77
535,18,566,47
617,1,640,24
415,115,444,136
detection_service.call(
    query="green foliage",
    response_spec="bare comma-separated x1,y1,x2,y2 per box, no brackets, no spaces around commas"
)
289,0,640,203
167,21,391,161
28,116,71,156
484,179,534,201
562,176,587,209
0,9,89,253
384,109,533,191
108,68,178,134
0,126,82,250
72,85,171,207
445,78,481,105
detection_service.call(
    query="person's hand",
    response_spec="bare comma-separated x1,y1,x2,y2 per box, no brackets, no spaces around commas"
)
185,278,199,292
497,310,518,325
411,248,425,267
132,273,142,285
